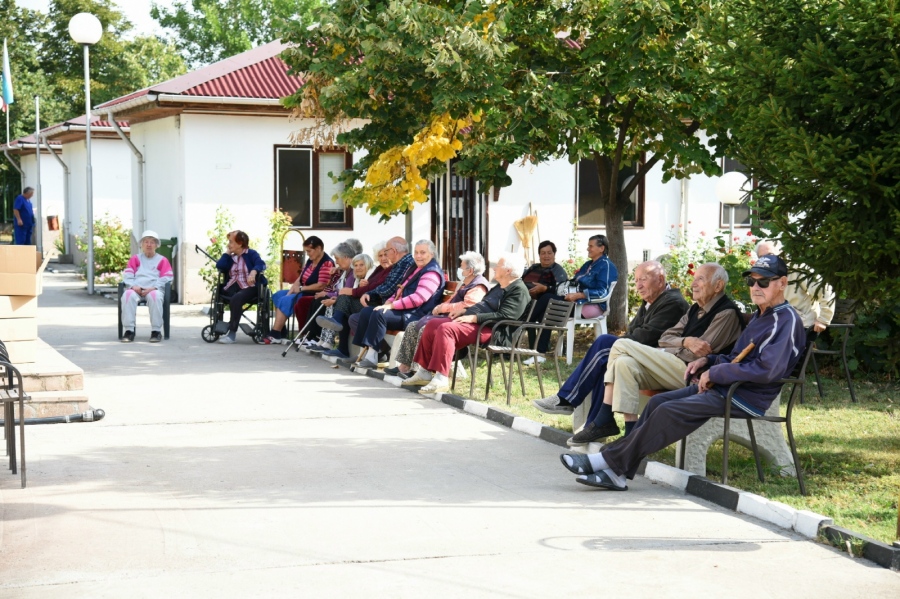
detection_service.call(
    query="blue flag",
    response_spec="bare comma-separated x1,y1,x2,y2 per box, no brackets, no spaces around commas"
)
2,39,14,106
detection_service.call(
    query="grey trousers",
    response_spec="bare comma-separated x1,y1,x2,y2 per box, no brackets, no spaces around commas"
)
121,288,164,333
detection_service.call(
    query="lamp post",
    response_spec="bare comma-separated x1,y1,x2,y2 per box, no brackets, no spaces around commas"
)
715,170,748,249
68,12,102,294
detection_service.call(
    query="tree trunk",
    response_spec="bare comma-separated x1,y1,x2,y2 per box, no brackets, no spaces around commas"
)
594,153,630,332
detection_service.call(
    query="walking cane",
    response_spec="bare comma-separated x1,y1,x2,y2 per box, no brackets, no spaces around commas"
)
281,302,326,358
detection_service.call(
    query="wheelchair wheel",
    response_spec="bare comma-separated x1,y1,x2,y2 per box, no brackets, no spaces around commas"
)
201,325,220,343
252,330,266,344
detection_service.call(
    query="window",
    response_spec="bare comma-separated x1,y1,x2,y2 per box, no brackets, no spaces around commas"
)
720,157,753,228
275,147,353,229
576,158,644,227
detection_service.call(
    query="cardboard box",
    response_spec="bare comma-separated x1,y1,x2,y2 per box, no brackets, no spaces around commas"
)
0,317,37,342
0,296,37,318
0,247,50,296
4,339,36,363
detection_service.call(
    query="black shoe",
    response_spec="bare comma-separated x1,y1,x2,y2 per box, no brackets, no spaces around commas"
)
122,330,135,342
383,366,402,376
569,421,621,445
150,331,162,343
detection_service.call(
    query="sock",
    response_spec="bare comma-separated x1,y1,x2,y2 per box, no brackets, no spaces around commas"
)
595,401,614,426
226,331,236,340
432,372,448,385
414,369,433,382
624,421,636,437
556,394,573,407
562,452,609,473
364,348,377,363
270,329,282,340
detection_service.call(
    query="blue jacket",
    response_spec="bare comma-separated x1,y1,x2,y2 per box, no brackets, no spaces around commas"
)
705,301,806,416
574,255,618,307
217,248,267,285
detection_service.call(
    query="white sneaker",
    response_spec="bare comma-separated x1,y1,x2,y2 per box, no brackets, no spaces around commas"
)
218,335,236,344
522,356,546,366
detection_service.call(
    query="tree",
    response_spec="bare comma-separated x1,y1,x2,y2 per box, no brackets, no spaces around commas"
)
281,0,723,330
706,0,900,302
151,0,322,68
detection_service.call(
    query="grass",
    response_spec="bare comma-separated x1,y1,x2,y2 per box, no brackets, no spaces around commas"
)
449,328,900,544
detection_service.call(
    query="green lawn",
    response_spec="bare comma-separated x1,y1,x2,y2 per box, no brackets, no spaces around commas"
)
449,329,900,544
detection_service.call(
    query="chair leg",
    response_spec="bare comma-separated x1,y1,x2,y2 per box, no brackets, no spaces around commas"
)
840,332,857,402
451,359,458,391
533,357,545,398
505,355,517,406
565,323,574,365
677,438,686,470
722,416,731,486
811,351,825,398
746,421,765,483
785,382,807,495
469,348,479,399
519,355,529,396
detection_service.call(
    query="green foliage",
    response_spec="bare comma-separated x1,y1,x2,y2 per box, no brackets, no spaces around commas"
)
281,0,725,331
199,206,234,294
561,220,586,278
266,209,294,291
53,223,66,255
74,214,131,283
824,301,900,379
706,0,900,304
152,0,321,68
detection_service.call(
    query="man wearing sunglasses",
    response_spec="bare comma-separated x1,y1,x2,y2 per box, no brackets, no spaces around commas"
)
558,254,806,491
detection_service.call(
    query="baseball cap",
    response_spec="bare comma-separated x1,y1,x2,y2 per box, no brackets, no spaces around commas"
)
140,230,160,243
743,254,788,278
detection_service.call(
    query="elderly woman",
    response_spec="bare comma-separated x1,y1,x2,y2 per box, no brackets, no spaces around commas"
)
402,253,530,394
528,234,618,358
314,253,375,351
302,245,370,350
385,251,490,379
523,240,568,298
320,243,395,360
350,239,446,369
216,230,267,344
120,229,174,343
269,236,334,341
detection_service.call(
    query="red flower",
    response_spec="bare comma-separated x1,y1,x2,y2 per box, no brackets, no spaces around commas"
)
746,231,753,236
688,263,694,269
687,270,695,276
746,251,752,256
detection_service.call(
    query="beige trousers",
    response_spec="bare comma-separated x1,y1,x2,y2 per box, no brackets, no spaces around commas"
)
603,339,688,414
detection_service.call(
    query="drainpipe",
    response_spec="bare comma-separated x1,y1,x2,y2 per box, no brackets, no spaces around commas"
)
108,112,145,234
34,96,44,253
41,134,71,254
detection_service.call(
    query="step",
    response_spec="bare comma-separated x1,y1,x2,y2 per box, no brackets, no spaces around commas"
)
13,340,85,393
12,390,91,419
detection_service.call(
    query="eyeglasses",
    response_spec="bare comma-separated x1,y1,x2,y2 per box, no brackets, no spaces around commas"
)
745,276,779,288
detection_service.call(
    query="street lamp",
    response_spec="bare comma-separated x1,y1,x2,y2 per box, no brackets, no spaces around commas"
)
716,170,748,248
68,12,102,294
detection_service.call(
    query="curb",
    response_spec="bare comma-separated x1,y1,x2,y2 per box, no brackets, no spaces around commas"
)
321,351,898,571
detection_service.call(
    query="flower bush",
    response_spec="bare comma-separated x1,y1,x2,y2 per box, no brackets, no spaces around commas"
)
74,214,131,285
199,206,235,294
562,219,586,278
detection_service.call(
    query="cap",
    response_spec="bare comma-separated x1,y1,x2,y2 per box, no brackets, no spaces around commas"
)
140,230,160,244
743,254,788,278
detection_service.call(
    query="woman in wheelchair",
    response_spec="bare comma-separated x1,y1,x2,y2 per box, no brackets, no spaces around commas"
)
216,230,267,344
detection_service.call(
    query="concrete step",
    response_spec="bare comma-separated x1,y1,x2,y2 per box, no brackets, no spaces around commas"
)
13,390,91,419
13,340,85,393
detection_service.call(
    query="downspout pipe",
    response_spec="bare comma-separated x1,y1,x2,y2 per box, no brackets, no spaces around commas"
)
108,112,145,235
41,134,71,254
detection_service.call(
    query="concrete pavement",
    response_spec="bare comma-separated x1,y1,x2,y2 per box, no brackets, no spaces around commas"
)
1,268,898,597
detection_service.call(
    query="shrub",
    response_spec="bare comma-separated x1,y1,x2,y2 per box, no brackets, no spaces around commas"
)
266,210,294,289
74,214,131,284
199,206,234,295
562,219,586,278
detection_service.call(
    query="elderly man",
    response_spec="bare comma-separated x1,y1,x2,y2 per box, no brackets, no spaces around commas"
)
120,230,174,343
533,261,690,444
756,241,834,334
559,254,806,491
582,263,744,444
360,236,414,307
12,187,35,246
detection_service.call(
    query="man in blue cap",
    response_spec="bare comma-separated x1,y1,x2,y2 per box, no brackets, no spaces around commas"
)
12,187,35,245
558,254,806,491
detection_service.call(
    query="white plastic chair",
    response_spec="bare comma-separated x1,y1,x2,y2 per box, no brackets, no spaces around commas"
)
561,281,617,365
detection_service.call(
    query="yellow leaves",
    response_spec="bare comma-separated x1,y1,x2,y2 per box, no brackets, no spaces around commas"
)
352,112,477,215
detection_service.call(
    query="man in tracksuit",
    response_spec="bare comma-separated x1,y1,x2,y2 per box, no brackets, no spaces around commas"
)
559,254,806,491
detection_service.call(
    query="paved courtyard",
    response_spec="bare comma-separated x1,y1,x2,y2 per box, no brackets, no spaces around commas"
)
1,269,898,597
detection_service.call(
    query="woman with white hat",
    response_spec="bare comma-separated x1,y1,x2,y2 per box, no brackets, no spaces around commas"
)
121,230,174,343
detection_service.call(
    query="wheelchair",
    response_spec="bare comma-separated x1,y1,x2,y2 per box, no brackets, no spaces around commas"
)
201,273,272,344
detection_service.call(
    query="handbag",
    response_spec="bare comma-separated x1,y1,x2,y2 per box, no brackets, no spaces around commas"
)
557,279,580,296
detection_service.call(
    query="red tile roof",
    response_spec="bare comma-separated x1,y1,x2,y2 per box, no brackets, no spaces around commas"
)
97,41,304,110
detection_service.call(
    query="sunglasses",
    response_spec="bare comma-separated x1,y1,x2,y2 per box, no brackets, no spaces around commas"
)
745,276,779,288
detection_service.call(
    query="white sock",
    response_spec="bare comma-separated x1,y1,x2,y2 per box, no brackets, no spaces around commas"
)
588,452,609,472
413,369,433,382
364,348,377,363
432,372,448,385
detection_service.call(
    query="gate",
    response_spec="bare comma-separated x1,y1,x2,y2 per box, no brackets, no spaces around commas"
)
429,161,489,275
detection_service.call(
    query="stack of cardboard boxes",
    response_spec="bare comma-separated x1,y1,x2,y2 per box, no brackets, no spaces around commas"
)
0,246,51,363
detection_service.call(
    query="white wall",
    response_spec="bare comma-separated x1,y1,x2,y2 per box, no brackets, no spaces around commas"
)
18,151,65,255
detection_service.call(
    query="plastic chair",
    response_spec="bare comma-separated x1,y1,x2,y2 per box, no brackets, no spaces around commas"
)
563,281,617,365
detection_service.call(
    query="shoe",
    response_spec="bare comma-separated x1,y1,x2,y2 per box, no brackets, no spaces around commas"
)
218,335,236,344
383,366,402,376
522,356,547,366
559,453,596,475
316,315,343,332
263,335,281,345
308,344,330,353
532,395,575,415
568,421,621,445
355,359,378,369
324,349,350,359
122,330,135,343
395,371,410,380
576,471,628,491
401,371,433,386
419,381,450,395
150,331,162,343
336,356,356,366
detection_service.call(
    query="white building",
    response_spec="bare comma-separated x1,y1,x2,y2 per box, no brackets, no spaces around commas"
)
96,41,751,304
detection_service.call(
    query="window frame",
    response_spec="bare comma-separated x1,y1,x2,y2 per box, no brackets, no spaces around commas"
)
574,158,645,229
273,145,354,230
